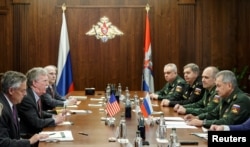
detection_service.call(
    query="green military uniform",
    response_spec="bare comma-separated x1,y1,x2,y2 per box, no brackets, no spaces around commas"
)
155,75,186,101
199,88,250,128
183,86,219,115
169,76,205,107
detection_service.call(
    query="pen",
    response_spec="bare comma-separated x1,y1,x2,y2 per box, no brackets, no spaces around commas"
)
49,133,56,136
180,141,198,145
78,132,88,136
63,104,67,116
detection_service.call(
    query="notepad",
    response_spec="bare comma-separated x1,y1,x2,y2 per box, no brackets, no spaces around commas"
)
40,130,74,141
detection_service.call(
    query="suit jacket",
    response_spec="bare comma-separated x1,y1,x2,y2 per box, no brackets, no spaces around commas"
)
41,93,64,111
0,92,30,147
229,118,250,131
17,88,55,136
48,85,66,101
41,85,66,111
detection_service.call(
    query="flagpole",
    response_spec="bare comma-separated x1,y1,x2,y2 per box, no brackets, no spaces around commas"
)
62,3,66,12
145,3,150,13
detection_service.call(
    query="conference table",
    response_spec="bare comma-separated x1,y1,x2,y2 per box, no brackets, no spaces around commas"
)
39,91,208,147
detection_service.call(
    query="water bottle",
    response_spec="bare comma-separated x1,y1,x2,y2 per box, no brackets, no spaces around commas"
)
156,112,167,139
117,83,122,95
137,112,145,140
118,119,127,139
105,83,111,104
169,128,180,147
125,87,131,118
134,92,140,113
134,131,143,147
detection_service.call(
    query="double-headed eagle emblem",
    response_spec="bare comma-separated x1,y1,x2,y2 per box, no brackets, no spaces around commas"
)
86,16,124,42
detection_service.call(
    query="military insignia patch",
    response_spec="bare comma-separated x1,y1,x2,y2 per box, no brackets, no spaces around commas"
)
194,88,201,95
175,86,182,92
86,16,124,42
213,95,220,103
231,104,240,114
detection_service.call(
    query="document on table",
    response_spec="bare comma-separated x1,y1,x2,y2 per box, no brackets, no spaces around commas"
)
164,121,197,129
190,132,208,140
88,103,103,107
68,96,87,100
153,116,184,121
70,109,92,114
90,98,104,101
39,130,74,141
66,101,81,108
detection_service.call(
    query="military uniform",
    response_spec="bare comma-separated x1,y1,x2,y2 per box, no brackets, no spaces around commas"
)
199,88,250,128
168,76,205,107
155,75,186,101
183,86,220,115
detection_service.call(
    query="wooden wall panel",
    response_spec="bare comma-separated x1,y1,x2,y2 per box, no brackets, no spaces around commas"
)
0,0,249,92
0,0,13,72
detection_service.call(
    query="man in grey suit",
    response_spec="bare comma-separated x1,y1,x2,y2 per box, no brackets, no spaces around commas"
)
41,65,76,111
0,71,48,147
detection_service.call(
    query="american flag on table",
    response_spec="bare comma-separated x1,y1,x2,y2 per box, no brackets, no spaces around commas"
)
106,94,120,117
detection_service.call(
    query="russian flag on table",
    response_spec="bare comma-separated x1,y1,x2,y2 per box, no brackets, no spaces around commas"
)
140,93,153,117
106,94,120,117
56,9,74,96
142,4,154,93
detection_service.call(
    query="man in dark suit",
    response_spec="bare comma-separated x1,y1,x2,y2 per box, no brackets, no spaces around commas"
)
210,118,250,131
41,65,76,111
17,67,65,140
0,71,48,147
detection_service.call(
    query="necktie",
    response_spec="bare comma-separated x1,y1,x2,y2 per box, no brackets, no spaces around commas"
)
37,98,42,117
12,105,18,127
50,86,54,98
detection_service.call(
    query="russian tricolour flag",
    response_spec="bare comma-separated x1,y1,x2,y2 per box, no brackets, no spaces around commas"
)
142,5,154,93
140,93,153,117
56,10,74,96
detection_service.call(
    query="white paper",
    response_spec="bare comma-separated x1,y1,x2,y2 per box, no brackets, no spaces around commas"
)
90,98,104,101
162,121,197,129
156,138,169,143
151,111,162,115
154,116,184,121
57,121,73,126
88,103,102,107
40,130,74,141
68,96,87,100
190,132,208,140
70,109,92,114
117,138,129,143
67,105,78,108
